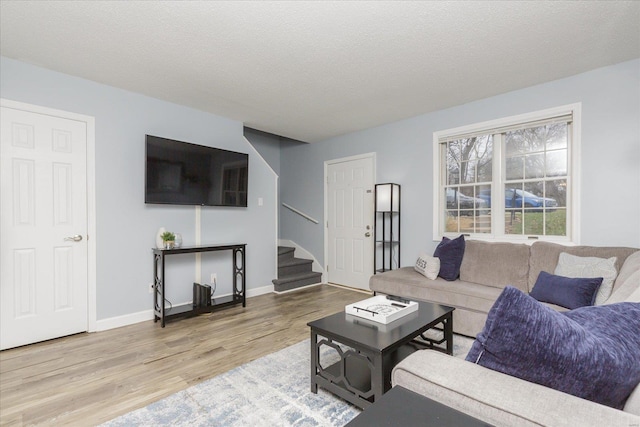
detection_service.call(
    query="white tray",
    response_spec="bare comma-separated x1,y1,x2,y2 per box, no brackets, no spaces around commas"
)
345,295,418,324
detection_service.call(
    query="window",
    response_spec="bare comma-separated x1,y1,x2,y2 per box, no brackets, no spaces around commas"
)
433,104,580,243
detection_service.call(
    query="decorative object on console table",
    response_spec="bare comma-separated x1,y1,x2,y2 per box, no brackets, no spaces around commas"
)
161,231,176,249
374,183,400,274
155,227,166,249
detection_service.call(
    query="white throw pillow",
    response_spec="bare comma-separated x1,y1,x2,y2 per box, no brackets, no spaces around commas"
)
554,253,618,305
415,253,440,280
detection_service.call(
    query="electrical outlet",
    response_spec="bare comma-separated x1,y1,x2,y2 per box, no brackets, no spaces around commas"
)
148,283,154,294
210,273,217,284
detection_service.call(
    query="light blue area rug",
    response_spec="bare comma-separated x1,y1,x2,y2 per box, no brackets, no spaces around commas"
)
103,335,473,427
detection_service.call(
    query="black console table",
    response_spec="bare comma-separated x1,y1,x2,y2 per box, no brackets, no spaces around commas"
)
153,243,246,327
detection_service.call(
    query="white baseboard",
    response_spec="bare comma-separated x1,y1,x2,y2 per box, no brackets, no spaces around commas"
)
272,282,323,295
96,309,154,331
278,239,326,282
96,284,275,332
247,284,274,297
326,282,373,295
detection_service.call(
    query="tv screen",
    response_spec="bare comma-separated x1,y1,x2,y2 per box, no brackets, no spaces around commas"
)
145,135,248,207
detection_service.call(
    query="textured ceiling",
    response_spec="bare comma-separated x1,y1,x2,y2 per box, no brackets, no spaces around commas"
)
1,1,639,142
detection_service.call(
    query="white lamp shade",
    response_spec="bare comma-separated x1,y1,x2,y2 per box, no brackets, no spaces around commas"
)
376,183,400,211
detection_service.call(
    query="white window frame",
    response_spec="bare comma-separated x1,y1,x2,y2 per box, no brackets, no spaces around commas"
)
432,103,581,244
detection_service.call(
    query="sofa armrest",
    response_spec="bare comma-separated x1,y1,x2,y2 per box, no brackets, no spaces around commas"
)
392,350,640,427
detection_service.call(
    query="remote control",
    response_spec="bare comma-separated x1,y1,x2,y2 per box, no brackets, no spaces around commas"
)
386,295,410,305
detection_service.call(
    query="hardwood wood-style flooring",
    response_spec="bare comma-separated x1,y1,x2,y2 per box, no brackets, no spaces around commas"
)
0,284,368,426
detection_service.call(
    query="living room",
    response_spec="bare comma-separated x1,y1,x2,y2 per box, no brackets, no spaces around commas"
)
1,1,639,426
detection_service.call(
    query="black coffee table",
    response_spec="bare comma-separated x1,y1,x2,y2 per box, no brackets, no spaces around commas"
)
345,385,492,426
308,300,454,409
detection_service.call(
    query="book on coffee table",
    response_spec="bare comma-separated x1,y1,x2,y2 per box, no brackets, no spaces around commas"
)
345,295,418,324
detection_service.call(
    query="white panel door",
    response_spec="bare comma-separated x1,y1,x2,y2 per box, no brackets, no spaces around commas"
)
327,156,374,290
1,106,88,350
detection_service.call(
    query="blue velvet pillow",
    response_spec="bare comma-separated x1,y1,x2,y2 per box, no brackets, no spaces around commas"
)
530,271,602,309
466,286,640,409
433,235,465,281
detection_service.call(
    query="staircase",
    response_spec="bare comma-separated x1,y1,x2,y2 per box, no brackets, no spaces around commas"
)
272,246,323,293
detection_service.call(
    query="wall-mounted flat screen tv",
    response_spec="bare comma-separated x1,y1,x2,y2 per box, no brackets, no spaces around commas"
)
145,135,248,207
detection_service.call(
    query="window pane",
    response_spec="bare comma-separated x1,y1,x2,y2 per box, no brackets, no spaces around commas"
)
475,184,491,234
505,210,522,235
445,187,459,210
477,185,492,208
506,157,524,180
477,157,492,182
506,128,545,156
472,135,493,180
447,140,460,163
447,163,460,185
458,186,475,216
546,208,567,236
445,212,459,232
459,218,474,233
546,179,567,208
546,149,567,177
460,159,476,184
447,135,492,185
523,212,543,235
445,141,459,185
504,184,524,209
545,123,568,150
524,153,545,179
505,133,528,156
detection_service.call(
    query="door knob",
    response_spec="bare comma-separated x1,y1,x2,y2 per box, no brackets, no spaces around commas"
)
365,232,371,237
64,235,83,242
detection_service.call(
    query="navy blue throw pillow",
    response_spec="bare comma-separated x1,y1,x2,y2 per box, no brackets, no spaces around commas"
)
530,271,602,309
466,286,640,410
433,235,465,281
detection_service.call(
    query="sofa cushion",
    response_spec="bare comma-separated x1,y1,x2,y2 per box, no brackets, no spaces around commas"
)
414,253,440,280
528,242,636,292
370,267,503,312
606,250,640,304
606,269,640,305
459,240,530,292
529,271,602,309
466,286,640,410
554,253,617,305
393,350,640,426
433,235,465,281
624,384,640,416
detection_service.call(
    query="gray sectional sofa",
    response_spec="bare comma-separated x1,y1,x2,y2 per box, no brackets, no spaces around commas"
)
370,240,640,425
369,240,638,337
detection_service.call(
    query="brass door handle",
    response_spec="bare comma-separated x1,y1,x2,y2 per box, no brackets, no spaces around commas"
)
365,232,371,237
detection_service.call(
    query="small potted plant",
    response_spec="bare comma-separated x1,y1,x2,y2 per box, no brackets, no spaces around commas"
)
161,231,176,249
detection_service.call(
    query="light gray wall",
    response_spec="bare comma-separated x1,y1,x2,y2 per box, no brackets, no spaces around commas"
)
243,128,282,235
280,59,640,267
243,128,281,175
1,57,277,320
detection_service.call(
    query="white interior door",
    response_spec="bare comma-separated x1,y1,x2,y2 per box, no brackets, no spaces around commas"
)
326,155,374,290
1,105,88,350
